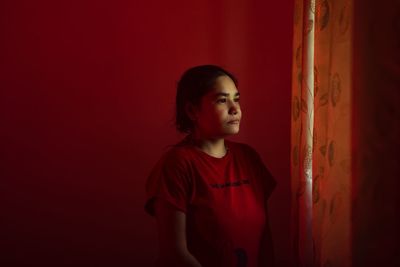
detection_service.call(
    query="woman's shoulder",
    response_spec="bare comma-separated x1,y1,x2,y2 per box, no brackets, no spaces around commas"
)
146,145,193,183
156,141,195,166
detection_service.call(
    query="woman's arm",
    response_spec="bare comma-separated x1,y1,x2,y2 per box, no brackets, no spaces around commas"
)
154,199,203,267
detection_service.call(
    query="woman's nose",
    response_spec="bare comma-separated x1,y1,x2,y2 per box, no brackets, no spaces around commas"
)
229,102,239,115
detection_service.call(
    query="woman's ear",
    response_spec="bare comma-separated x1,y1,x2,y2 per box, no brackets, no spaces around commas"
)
185,102,198,121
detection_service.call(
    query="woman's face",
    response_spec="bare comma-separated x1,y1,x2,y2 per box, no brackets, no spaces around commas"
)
192,75,242,139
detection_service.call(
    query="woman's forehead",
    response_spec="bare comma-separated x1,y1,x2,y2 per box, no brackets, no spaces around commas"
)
209,76,239,94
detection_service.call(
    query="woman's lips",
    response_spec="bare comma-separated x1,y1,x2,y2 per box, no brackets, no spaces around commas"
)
227,120,240,124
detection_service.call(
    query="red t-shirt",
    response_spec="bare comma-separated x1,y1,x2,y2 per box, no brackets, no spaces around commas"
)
145,139,276,267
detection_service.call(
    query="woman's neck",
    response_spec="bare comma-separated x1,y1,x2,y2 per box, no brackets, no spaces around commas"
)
188,133,227,158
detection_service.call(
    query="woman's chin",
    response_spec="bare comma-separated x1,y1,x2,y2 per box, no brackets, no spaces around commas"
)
223,127,240,136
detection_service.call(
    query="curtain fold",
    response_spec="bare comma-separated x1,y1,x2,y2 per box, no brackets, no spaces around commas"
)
291,0,352,266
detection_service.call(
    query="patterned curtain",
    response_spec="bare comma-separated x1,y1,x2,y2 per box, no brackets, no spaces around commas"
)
291,0,352,266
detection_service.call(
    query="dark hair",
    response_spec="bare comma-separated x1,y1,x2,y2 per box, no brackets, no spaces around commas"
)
175,65,238,133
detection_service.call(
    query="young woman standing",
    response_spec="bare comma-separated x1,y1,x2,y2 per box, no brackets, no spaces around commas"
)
145,65,276,267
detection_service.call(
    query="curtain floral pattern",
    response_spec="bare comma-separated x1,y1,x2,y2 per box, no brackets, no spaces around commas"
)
291,0,352,266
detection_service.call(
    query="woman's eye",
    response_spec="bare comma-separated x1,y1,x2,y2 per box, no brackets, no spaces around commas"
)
217,99,227,103
234,98,240,102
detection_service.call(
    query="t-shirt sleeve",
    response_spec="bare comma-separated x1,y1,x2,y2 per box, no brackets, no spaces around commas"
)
144,150,192,216
257,155,276,200
245,144,277,200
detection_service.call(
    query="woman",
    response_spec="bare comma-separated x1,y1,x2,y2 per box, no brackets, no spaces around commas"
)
145,65,276,267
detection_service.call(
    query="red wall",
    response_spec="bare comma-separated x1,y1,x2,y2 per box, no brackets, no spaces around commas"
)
0,1,293,266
